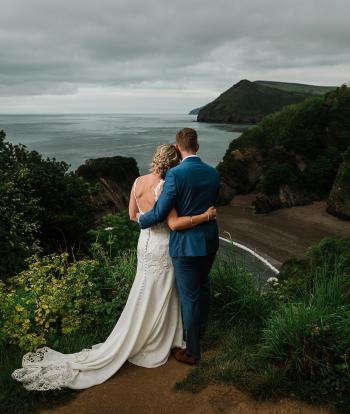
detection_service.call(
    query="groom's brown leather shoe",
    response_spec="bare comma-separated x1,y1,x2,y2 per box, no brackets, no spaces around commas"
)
172,348,198,366
171,347,183,356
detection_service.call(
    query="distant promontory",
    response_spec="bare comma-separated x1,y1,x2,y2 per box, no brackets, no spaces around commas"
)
192,79,336,124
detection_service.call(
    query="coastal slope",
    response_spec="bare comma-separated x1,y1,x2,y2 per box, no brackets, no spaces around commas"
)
195,79,336,124
217,85,350,219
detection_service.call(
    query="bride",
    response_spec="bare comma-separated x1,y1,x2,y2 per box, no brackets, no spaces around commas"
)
12,144,216,391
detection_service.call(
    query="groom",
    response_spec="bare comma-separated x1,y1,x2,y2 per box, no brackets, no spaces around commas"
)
138,127,220,364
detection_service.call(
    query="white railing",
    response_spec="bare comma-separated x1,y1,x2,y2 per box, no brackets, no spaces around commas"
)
219,233,280,275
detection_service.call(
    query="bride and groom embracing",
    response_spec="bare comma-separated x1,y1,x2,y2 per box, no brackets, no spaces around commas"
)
12,127,220,391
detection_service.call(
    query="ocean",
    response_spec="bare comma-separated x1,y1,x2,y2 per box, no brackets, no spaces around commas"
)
0,114,248,173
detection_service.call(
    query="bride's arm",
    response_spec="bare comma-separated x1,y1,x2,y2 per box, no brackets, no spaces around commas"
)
166,207,217,231
129,183,139,222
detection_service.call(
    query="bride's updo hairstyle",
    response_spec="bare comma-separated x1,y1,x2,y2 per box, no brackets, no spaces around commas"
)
150,144,180,178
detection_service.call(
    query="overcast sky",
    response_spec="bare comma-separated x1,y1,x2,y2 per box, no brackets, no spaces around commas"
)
0,0,349,114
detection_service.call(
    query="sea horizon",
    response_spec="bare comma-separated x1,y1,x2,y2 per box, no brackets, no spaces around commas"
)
0,113,249,173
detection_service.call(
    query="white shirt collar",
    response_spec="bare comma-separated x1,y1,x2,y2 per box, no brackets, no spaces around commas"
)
181,154,199,163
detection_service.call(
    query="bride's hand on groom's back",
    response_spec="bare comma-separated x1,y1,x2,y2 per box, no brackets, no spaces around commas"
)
206,206,217,221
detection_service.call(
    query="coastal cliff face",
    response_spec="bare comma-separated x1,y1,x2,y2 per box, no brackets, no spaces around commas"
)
196,80,333,124
217,85,350,218
327,146,350,220
76,156,139,219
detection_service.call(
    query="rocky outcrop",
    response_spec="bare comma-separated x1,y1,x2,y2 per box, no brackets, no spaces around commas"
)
253,186,313,213
217,147,263,205
216,85,350,218
76,156,139,219
327,147,350,220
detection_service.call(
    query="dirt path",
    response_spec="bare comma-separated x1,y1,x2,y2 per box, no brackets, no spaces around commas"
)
217,194,350,268
39,357,330,414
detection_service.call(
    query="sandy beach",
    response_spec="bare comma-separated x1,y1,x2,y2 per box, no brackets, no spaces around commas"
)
217,194,350,268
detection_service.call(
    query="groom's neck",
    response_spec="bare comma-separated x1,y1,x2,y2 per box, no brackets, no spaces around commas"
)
180,150,197,160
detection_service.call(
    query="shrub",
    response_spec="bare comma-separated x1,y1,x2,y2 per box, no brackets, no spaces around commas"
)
261,162,303,196
0,253,102,351
307,236,350,271
0,249,137,351
87,211,140,258
0,161,42,278
91,250,137,330
0,130,96,279
304,148,342,197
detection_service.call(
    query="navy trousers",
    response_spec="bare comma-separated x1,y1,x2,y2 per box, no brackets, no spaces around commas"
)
172,252,216,359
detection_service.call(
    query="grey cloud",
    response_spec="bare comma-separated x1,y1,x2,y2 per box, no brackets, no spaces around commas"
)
0,0,349,100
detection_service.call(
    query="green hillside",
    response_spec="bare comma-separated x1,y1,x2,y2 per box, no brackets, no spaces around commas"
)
254,80,336,96
217,85,350,218
196,79,336,124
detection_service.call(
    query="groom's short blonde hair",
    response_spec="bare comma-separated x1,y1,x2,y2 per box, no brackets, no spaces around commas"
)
176,128,198,152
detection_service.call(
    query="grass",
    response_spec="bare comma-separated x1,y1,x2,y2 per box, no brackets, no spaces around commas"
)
175,258,285,398
177,239,350,413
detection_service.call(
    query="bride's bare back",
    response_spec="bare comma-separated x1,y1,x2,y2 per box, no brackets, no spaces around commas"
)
129,173,163,219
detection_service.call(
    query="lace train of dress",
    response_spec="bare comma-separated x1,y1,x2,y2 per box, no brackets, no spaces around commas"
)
12,223,184,390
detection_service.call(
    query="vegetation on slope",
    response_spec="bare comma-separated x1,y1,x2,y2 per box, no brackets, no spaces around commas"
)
0,130,140,280
255,80,336,96
217,85,350,215
0,219,139,414
0,130,96,279
195,79,336,124
327,145,350,219
177,237,350,413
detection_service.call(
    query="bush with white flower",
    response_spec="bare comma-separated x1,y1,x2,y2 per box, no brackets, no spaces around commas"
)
88,211,140,259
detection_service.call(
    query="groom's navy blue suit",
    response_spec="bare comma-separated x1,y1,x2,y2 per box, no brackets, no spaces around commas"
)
138,156,220,359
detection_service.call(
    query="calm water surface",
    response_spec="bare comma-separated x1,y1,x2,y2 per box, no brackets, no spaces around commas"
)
0,114,249,172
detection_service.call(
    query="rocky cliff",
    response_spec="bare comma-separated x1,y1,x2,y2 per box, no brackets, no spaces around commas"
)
217,85,350,218
327,146,350,220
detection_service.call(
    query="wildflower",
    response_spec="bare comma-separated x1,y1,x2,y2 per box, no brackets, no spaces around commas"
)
104,227,113,231
267,276,279,284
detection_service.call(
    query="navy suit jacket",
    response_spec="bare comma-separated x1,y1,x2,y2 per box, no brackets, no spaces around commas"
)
138,156,220,257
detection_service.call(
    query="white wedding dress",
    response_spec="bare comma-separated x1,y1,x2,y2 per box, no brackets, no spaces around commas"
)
12,179,184,390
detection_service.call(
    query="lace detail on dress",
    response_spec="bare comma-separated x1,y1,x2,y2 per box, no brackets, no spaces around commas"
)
154,179,164,201
11,347,75,391
22,346,50,364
